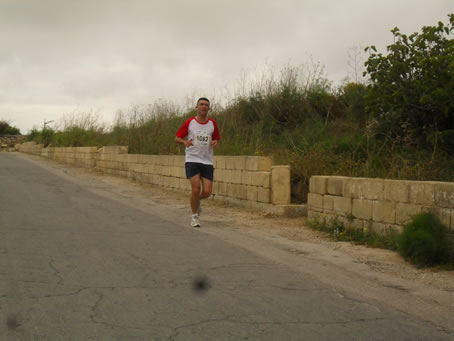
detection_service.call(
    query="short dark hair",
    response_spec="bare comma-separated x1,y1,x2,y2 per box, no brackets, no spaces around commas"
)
197,97,210,105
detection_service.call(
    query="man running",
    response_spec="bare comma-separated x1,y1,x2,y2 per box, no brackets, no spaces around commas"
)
175,97,220,227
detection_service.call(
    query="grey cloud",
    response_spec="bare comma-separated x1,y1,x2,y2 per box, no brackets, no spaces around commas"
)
1,0,453,132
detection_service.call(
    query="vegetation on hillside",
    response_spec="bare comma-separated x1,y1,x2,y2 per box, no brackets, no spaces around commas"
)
27,14,454,203
0,120,21,135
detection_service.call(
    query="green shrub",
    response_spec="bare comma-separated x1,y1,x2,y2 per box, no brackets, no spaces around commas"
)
397,213,453,267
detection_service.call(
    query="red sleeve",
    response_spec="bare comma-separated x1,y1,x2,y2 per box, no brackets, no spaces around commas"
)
176,118,192,138
211,119,221,140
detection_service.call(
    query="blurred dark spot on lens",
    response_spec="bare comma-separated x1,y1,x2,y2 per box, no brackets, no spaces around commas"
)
7,315,21,330
193,276,211,293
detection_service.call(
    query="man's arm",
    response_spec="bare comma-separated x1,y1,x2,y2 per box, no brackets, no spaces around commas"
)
176,136,192,147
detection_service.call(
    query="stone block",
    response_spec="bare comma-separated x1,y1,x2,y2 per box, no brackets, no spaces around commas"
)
215,156,226,169
153,175,162,186
168,166,178,177
171,177,179,188
372,201,396,224
174,155,185,166
225,156,235,170
271,166,290,205
327,176,347,196
212,182,219,195
214,169,225,182
140,154,152,164
247,186,258,202
309,176,328,195
246,156,273,171
101,146,128,154
153,164,163,175
251,172,271,188
166,155,175,167
136,154,146,164
343,178,362,198
182,178,192,191
217,182,227,196
257,188,271,203
241,170,249,185
227,183,235,197
226,184,245,199
126,154,138,164
140,163,149,174
323,195,335,211
224,169,233,183
370,221,387,234
349,218,364,230
162,155,170,166
232,170,242,184
128,163,138,172
434,182,454,208
332,196,352,215
359,179,384,200
409,182,436,206
308,193,323,211
233,156,247,170
384,180,409,203
179,167,186,179
352,199,373,220
111,154,124,163
163,166,172,176
395,203,422,224
112,162,122,170
236,185,248,200
421,206,451,229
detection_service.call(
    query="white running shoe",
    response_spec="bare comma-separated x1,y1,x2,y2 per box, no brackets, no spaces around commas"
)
191,215,200,227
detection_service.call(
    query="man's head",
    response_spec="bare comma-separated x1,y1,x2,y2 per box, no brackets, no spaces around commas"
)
196,97,210,118
196,97,210,106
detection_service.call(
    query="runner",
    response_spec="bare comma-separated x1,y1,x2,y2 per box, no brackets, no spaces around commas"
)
175,97,220,227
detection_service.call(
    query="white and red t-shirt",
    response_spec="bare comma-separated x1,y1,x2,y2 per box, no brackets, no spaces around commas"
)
176,117,220,165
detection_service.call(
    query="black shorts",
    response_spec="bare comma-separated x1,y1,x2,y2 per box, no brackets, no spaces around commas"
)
185,162,214,181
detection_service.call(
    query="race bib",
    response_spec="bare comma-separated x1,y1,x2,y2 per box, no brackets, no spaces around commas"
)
193,130,210,147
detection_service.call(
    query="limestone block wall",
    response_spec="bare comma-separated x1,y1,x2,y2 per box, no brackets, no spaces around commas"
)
308,176,454,233
19,142,97,168
95,149,291,205
17,143,292,206
213,156,276,204
43,146,98,168
18,141,44,155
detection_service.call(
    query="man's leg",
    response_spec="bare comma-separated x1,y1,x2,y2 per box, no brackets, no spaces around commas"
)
189,174,202,214
200,177,213,200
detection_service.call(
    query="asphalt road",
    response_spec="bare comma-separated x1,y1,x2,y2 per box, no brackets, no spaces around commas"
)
0,153,452,340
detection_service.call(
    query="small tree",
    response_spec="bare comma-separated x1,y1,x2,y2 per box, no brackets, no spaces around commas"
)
364,14,454,151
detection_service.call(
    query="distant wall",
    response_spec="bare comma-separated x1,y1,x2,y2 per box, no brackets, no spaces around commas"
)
0,135,26,151
308,176,454,233
18,143,293,208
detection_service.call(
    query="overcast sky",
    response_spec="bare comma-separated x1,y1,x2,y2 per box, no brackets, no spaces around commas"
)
1,0,453,133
